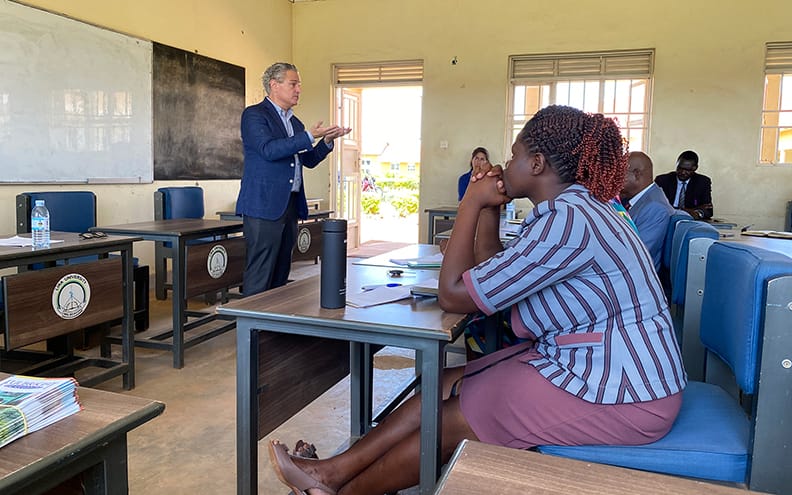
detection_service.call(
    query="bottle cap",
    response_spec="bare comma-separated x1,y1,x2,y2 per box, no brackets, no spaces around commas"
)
35,199,45,206
322,218,347,233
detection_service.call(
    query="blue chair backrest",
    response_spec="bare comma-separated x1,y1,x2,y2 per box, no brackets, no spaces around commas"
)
700,243,792,395
156,186,204,220
662,211,693,269
669,221,719,305
16,191,97,233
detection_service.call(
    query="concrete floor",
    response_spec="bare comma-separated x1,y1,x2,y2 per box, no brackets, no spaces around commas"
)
92,258,463,494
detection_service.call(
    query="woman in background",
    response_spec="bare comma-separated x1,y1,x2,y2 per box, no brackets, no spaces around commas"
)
458,147,490,201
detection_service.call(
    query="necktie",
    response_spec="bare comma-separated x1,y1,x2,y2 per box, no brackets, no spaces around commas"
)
677,182,687,208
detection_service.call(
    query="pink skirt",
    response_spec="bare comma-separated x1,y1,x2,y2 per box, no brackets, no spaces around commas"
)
459,342,682,449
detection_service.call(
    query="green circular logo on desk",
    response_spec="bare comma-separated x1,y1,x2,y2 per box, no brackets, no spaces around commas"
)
52,273,91,320
207,245,228,279
297,227,311,253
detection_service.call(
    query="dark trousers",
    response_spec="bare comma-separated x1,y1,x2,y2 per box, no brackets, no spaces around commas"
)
242,194,298,296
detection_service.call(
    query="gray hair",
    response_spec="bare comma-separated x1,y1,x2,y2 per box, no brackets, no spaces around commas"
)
262,62,298,95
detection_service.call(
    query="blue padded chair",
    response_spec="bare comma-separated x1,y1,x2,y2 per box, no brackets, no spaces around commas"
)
668,221,719,307
538,243,792,494
658,211,693,298
15,191,149,331
668,221,720,380
153,186,207,300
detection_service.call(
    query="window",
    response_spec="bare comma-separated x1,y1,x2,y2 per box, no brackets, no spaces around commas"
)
760,42,792,165
507,49,653,153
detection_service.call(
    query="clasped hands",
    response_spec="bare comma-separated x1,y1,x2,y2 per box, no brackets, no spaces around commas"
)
464,160,511,208
310,121,352,144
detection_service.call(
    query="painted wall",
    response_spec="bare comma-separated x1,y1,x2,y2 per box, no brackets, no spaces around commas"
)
0,0,296,267
3,0,791,260
292,0,792,239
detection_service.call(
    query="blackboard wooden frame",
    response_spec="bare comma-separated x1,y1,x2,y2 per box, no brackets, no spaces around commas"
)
153,43,245,180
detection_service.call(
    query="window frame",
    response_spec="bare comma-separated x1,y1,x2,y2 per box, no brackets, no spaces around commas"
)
760,42,792,166
506,49,654,157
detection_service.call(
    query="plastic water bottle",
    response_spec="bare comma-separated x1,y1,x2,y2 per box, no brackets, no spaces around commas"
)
505,201,516,220
31,199,51,249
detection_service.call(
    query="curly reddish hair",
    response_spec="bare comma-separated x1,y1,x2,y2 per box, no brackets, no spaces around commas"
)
517,105,628,202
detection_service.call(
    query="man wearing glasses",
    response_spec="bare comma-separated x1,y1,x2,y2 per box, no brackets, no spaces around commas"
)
654,149,713,220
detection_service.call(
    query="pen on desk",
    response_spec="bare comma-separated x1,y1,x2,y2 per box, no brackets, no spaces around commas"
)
361,283,402,291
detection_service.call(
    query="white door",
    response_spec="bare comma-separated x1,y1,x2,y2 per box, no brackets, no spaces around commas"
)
334,88,362,249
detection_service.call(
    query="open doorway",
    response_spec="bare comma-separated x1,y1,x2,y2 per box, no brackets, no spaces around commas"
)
332,62,423,249
358,86,422,244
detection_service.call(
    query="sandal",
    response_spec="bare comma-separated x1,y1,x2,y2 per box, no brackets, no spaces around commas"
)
268,440,336,495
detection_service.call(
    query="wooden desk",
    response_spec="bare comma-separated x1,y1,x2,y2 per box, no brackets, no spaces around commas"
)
424,206,458,245
0,373,164,495
730,234,792,256
92,219,244,368
217,262,469,495
353,243,441,269
216,208,333,263
434,220,521,244
435,440,766,495
0,232,138,389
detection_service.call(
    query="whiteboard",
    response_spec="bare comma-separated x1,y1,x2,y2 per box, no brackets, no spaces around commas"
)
0,1,153,183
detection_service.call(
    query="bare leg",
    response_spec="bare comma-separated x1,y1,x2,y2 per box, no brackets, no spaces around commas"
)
338,393,477,494
279,366,476,494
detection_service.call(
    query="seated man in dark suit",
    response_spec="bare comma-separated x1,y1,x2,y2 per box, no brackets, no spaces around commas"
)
654,150,713,219
622,151,676,271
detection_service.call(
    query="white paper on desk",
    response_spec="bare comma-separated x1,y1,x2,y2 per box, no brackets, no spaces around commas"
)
346,285,415,308
0,235,64,247
389,252,444,268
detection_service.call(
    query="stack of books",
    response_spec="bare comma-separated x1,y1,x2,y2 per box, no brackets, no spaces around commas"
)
0,375,82,449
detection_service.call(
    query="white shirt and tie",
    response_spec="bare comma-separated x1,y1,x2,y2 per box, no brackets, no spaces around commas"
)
673,179,688,208
269,99,308,193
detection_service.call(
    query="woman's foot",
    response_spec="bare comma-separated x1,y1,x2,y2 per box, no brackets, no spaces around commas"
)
294,439,318,459
268,440,336,495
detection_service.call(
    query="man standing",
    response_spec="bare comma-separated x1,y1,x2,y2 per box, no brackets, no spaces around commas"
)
622,151,676,271
654,150,713,220
236,62,351,296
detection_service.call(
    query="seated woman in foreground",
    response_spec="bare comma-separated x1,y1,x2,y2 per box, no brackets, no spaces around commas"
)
268,105,687,495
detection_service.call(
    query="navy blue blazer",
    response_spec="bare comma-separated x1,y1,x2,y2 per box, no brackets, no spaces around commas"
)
236,99,332,221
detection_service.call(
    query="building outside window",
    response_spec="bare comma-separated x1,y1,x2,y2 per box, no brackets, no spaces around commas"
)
507,49,653,155
760,42,792,165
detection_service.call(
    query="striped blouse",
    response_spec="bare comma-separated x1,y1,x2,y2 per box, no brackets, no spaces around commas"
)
463,184,687,404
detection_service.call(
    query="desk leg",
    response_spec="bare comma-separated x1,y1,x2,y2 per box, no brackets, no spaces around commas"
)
121,246,135,390
426,212,437,245
82,436,128,495
237,322,259,495
14,435,129,495
418,341,444,495
349,342,374,438
171,238,186,369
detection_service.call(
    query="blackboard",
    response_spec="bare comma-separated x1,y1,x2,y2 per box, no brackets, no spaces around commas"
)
0,0,153,183
153,43,245,180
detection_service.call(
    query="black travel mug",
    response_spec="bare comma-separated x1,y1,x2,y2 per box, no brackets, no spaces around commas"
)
320,219,347,309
